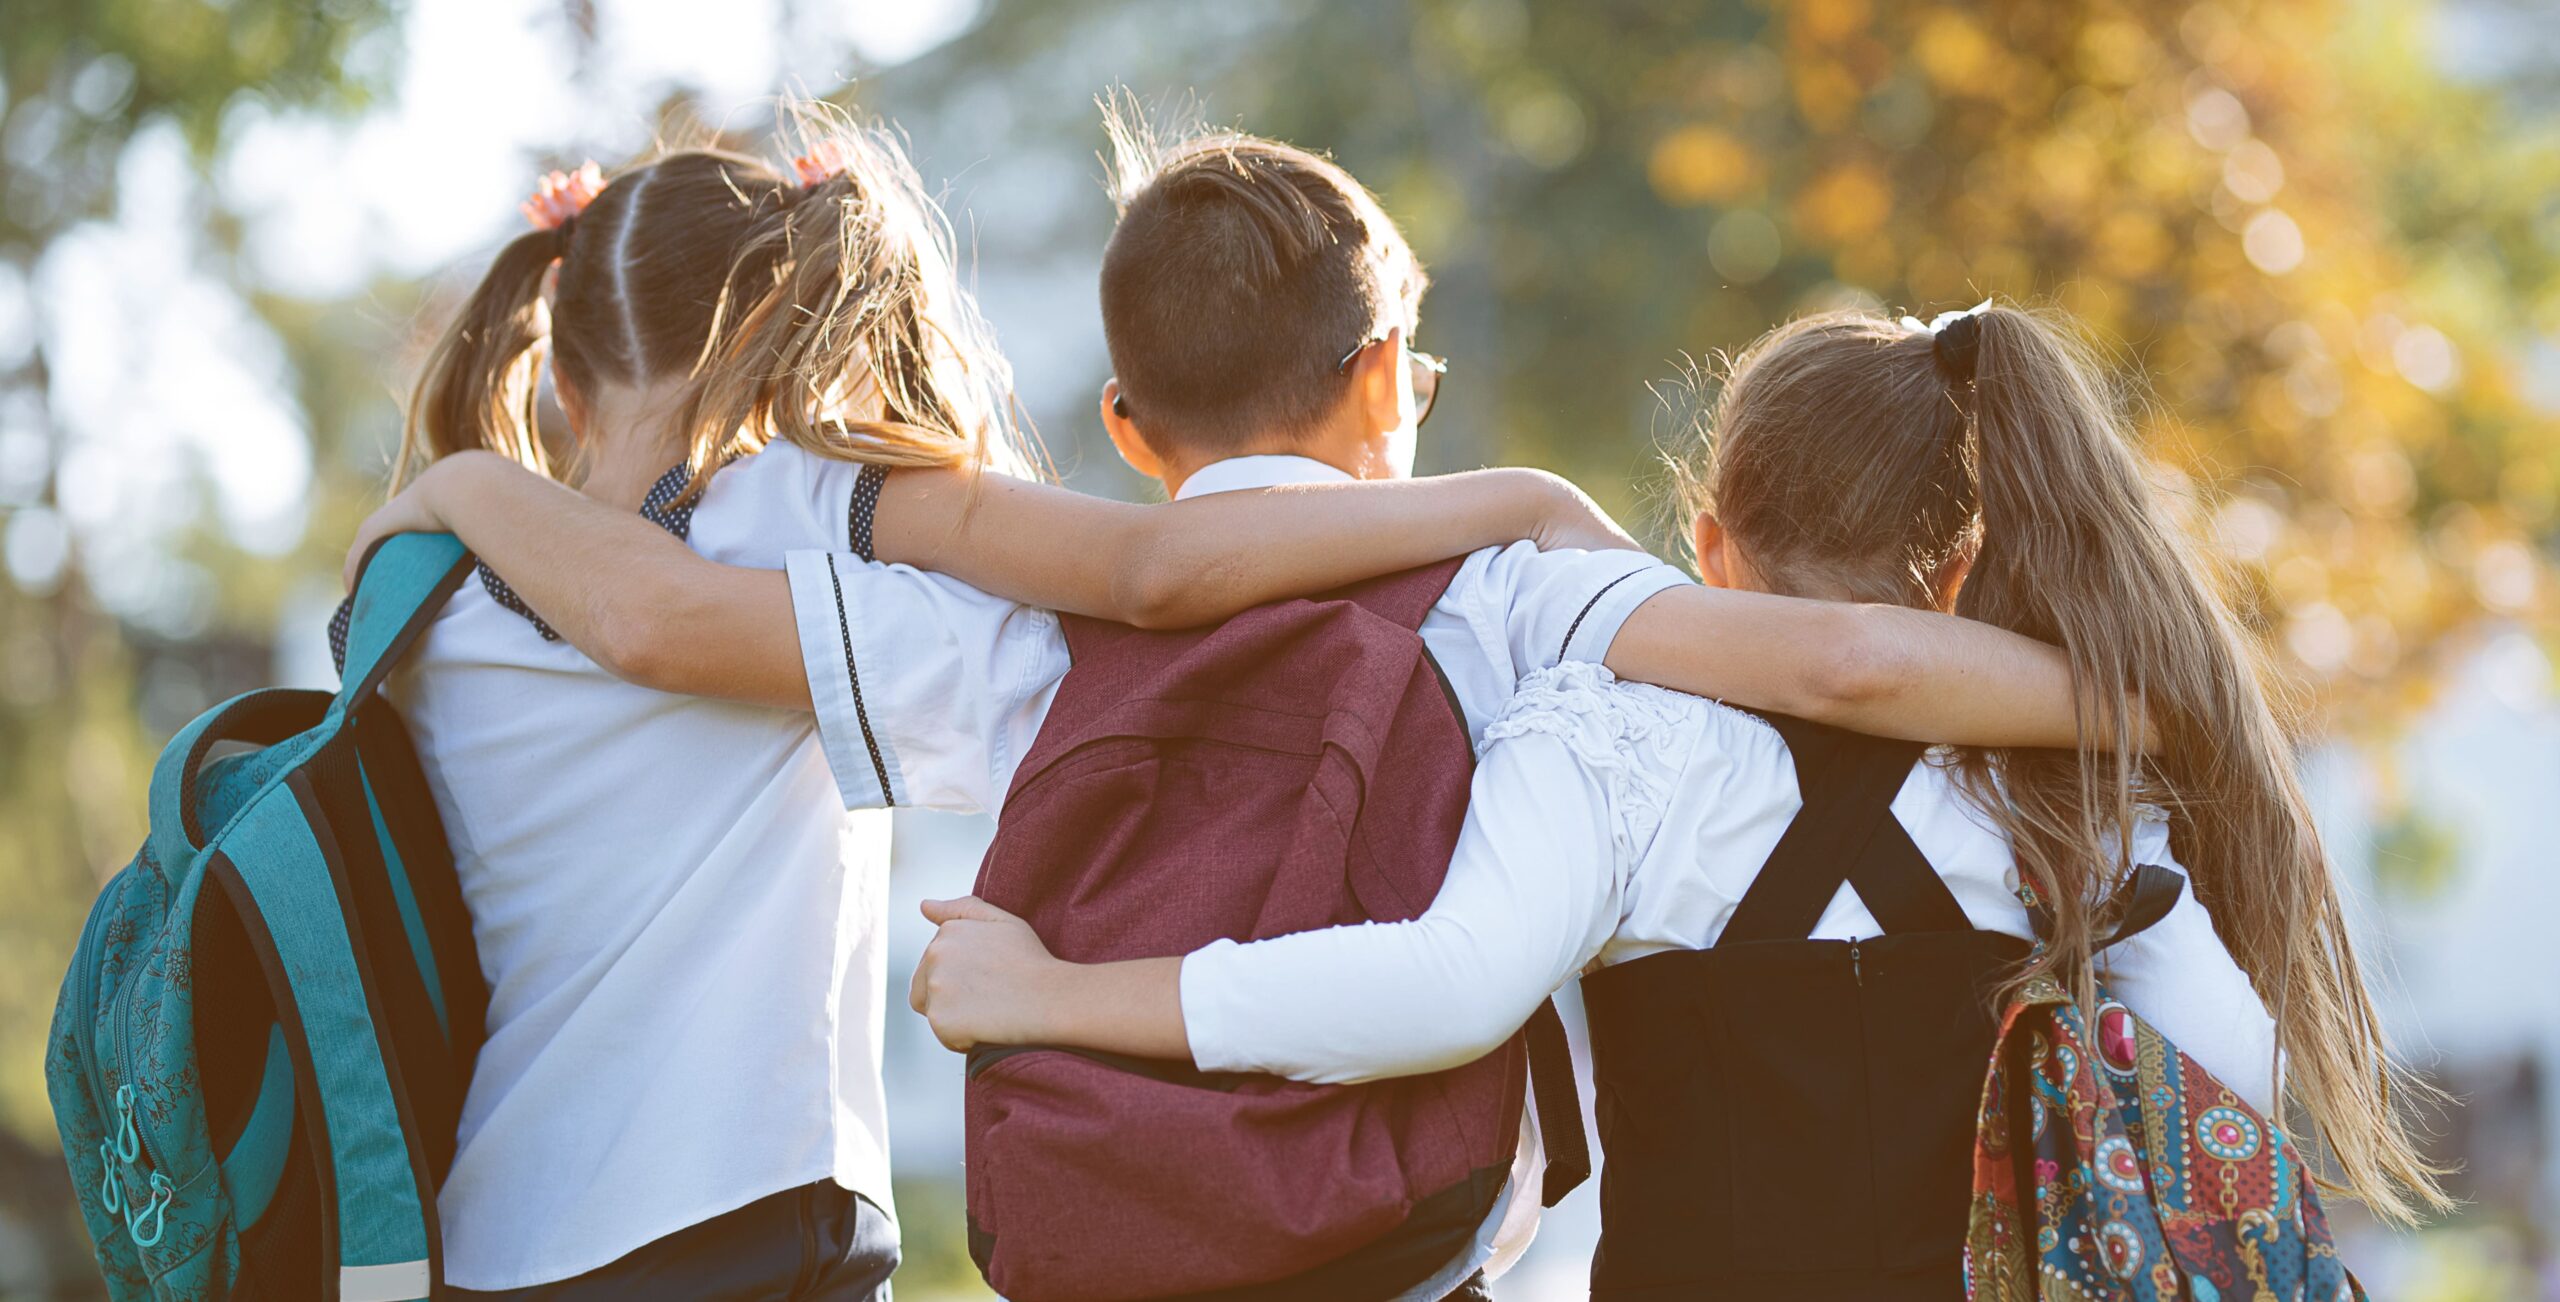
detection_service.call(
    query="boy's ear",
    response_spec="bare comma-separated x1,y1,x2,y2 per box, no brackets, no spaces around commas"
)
1693,511,1734,589
1351,326,1405,435
1100,379,1165,482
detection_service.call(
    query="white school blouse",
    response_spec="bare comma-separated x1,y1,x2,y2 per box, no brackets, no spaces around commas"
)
388,443,896,1291
1183,660,2281,1112
780,453,1693,1297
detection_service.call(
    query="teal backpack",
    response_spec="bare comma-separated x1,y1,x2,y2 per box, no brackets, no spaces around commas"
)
47,533,485,1301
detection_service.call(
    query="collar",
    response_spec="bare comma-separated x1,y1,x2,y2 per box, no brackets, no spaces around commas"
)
327,459,704,672
1172,454,1356,501
482,461,700,642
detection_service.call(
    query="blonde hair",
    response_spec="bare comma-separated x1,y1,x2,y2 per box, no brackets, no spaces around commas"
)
1675,304,2450,1223
396,101,1029,501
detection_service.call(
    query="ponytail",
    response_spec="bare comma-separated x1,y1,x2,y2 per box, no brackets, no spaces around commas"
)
678,117,1022,502
395,224,569,490
1952,306,2451,1223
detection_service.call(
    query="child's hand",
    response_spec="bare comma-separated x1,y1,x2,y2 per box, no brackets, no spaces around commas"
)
1523,470,1643,555
910,896,1060,1052
342,452,507,590
343,481,448,591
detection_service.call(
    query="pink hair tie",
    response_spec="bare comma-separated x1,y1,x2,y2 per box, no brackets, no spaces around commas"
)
788,139,854,188
521,161,605,232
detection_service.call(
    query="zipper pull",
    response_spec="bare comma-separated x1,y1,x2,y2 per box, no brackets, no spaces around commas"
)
127,1172,172,1249
1849,939,1864,986
98,1140,125,1215
113,1084,141,1164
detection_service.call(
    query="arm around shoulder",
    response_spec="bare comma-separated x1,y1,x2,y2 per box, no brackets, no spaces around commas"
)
884,466,1636,632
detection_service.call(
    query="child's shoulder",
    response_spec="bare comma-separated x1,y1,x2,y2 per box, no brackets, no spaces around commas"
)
689,442,872,561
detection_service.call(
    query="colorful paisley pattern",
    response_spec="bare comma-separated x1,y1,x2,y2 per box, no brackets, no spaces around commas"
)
1964,973,2365,1301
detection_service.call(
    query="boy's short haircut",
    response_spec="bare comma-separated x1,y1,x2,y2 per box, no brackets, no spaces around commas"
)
1100,110,1426,456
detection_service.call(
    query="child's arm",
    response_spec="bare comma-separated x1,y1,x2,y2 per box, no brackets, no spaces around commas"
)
909,729,1620,1081
345,450,1633,710
1599,586,2150,751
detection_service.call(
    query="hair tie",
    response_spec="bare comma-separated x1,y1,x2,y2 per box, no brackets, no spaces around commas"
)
1933,313,1982,385
1899,298,1991,386
522,161,605,236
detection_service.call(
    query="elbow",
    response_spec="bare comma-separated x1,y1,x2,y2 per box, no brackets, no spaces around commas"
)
1794,610,1909,715
1440,1014,1534,1075
587,598,687,692
1404,979,1559,1077
1112,540,1202,630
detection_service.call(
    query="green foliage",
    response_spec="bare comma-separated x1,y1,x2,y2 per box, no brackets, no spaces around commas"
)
0,0,403,1151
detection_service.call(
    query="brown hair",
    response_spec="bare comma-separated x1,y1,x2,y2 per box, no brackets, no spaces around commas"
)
1677,304,2449,1223
396,102,1024,500
1098,100,1424,456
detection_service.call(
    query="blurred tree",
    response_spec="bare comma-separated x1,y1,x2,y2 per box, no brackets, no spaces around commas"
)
880,0,2560,720
0,0,399,1153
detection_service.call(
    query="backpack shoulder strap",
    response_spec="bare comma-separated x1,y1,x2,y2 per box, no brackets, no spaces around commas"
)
334,533,475,719
2030,861,2186,950
148,534,474,885
1058,555,1468,660
1721,713,1968,942
1334,555,1467,632
1526,999,1592,1206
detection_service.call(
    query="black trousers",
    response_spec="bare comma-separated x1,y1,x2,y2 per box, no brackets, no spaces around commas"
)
450,1180,898,1301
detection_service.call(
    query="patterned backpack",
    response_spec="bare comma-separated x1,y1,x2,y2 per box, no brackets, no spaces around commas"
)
1965,865,2364,1300
46,534,483,1301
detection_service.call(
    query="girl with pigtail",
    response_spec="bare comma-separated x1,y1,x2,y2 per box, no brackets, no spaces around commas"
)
906,303,2449,1297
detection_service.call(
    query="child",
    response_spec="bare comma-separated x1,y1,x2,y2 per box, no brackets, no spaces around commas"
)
909,305,2453,1297
359,119,2132,1298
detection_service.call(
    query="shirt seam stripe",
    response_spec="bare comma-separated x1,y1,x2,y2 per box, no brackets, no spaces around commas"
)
824,553,897,807
1558,569,1645,662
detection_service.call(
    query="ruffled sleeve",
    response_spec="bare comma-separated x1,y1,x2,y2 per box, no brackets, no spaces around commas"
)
1481,661,1701,878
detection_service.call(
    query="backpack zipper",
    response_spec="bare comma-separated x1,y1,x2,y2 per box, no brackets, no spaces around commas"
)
105,955,175,1252
68,879,116,1104
1849,938,1864,986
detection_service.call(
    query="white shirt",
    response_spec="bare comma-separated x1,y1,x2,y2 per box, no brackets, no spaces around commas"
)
390,443,896,1291
1182,661,2281,1117
781,454,1692,1296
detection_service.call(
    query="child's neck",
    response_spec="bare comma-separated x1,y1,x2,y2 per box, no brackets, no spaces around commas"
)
573,380,696,512
1154,420,1385,498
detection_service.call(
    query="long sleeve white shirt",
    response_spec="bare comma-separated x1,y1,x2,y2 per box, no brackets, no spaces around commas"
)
1182,661,2281,1119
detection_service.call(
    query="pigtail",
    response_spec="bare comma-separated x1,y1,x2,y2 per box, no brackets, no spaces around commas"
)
1954,305,2451,1223
679,116,1028,505
395,225,571,489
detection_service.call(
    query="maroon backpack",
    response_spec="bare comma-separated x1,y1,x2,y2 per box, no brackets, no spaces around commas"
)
963,559,1587,1302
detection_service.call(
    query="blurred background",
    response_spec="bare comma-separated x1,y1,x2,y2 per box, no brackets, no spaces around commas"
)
3,0,2558,1296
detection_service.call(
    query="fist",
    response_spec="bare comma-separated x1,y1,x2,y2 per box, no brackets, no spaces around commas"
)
908,896,1056,1052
